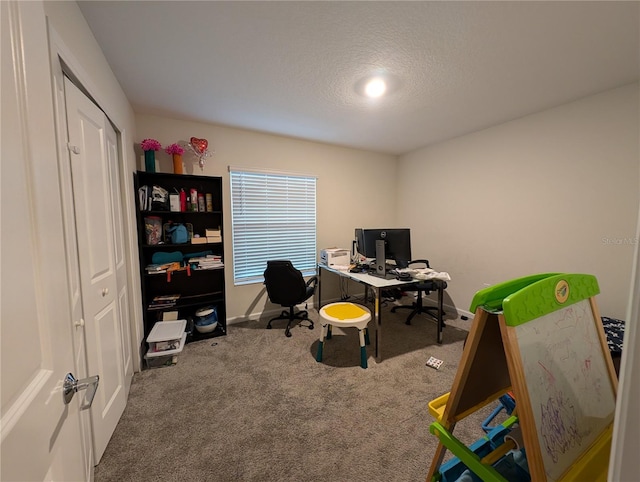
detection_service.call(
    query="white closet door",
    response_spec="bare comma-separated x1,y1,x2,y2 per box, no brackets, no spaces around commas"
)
105,117,134,392
64,76,128,463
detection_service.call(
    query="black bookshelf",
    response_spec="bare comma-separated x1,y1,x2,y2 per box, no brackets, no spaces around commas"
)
134,171,227,349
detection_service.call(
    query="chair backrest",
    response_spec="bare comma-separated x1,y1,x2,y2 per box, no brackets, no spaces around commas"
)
407,259,435,291
264,260,307,306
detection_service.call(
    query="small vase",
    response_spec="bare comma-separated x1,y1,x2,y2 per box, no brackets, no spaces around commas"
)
172,154,184,174
144,150,156,172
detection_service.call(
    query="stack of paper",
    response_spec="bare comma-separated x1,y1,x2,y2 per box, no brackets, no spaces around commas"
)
189,255,224,270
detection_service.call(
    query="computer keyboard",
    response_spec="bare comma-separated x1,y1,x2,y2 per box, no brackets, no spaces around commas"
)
370,271,399,280
349,265,368,273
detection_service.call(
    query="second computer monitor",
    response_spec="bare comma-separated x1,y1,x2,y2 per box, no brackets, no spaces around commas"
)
354,228,412,267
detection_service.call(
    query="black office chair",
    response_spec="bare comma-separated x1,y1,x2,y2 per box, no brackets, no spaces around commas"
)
264,260,317,337
391,259,447,325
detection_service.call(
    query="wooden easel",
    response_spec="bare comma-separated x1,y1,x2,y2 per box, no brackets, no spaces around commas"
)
427,273,618,482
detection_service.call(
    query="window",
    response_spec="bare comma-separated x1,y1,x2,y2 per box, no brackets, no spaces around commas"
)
230,168,317,285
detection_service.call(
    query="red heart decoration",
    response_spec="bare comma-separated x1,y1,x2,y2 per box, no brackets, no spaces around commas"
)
190,137,208,155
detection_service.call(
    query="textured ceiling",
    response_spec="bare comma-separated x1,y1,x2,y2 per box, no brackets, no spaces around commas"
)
77,1,639,155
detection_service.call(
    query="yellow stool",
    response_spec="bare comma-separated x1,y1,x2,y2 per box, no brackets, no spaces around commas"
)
316,302,372,369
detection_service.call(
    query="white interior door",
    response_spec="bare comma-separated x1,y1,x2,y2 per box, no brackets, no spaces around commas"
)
1,1,88,480
64,77,129,463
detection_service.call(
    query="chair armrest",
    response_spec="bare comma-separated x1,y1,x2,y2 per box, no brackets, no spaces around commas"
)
306,276,318,289
409,259,430,269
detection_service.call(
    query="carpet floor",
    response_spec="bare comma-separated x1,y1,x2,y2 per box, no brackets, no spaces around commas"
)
94,304,499,482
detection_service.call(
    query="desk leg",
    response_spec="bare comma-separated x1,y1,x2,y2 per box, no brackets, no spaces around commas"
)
317,266,323,311
437,283,444,344
374,286,382,363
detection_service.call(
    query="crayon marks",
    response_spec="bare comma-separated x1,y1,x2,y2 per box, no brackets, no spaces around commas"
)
539,387,582,464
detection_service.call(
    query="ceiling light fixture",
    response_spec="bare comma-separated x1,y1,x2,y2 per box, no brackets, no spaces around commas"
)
364,77,387,98
354,73,398,100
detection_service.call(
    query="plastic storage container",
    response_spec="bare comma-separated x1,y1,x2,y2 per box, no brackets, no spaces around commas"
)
146,319,187,357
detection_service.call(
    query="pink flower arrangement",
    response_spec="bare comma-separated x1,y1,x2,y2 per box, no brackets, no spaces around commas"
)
140,138,161,151
165,143,184,156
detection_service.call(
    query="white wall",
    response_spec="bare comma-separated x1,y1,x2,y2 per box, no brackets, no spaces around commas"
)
44,2,136,134
397,84,639,320
135,114,398,320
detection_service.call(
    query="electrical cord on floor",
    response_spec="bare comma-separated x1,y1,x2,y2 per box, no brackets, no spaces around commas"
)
340,276,351,301
348,294,366,305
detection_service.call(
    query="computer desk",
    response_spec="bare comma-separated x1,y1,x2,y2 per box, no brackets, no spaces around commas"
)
317,264,446,363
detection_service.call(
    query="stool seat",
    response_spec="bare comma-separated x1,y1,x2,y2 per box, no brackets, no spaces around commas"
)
316,302,372,369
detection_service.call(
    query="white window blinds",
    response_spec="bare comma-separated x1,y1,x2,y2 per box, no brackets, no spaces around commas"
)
230,169,317,285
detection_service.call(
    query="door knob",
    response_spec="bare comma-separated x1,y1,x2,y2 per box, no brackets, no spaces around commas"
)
102,288,109,296
74,318,85,328
63,373,99,406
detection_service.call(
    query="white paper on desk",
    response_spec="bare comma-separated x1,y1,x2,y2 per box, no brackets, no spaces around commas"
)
399,267,451,281
331,264,351,271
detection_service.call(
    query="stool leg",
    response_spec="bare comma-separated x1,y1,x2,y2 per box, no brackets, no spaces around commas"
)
364,327,370,345
327,324,333,340
358,329,368,369
316,324,328,362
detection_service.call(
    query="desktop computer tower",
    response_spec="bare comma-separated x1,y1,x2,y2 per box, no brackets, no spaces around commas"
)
375,240,386,277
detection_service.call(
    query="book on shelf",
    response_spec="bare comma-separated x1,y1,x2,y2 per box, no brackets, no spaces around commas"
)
149,303,178,310
153,294,181,302
149,294,181,310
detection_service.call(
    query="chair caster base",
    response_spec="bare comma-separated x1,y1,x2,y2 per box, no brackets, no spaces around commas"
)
267,308,314,337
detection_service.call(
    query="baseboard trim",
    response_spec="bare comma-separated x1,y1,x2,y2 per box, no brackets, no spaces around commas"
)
226,299,321,325
227,296,475,325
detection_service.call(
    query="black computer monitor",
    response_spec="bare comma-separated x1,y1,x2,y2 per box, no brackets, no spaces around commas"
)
354,228,412,267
